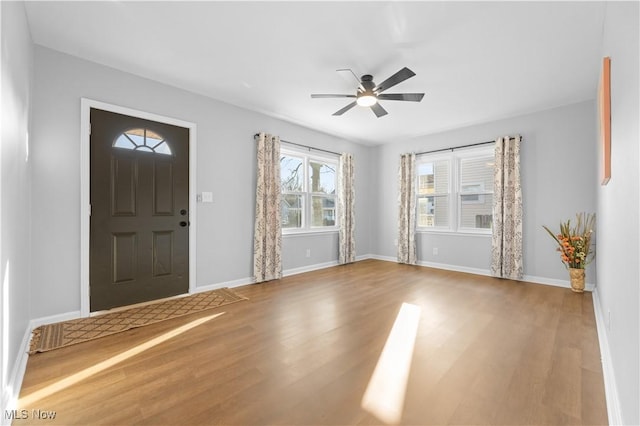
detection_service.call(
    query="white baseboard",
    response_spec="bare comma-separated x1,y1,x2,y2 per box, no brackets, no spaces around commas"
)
367,254,396,262
30,310,82,329
2,325,32,425
283,260,339,277
523,274,595,292
592,288,623,426
418,260,492,277
364,255,594,291
194,276,254,293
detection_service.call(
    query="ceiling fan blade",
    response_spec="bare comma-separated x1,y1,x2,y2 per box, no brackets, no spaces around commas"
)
311,94,357,99
374,67,416,93
370,103,388,118
337,69,365,91
378,93,425,102
332,101,357,116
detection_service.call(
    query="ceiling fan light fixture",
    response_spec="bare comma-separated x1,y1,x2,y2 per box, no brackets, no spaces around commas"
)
357,94,377,107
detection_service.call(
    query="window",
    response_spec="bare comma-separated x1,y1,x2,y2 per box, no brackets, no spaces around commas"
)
417,145,494,233
114,128,172,155
417,159,450,228
459,156,494,230
280,147,338,232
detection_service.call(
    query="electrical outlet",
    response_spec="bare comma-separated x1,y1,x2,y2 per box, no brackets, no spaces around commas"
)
305,249,311,258
433,248,439,255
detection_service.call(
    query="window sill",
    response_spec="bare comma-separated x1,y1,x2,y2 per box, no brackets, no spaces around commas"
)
282,229,339,237
416,229,492,237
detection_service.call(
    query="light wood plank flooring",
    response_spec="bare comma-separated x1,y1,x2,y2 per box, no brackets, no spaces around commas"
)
16,260,607,425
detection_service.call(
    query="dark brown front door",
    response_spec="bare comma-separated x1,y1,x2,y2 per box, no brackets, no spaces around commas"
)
90,108,189,312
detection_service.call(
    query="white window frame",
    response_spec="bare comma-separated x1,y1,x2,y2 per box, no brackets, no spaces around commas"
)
416,145,494,235
416,153,451,231
281,146,339,235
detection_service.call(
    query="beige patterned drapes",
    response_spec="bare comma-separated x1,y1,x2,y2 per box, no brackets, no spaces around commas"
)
253,133,282,282
338,153,355,264
491,135,523,280
397,153,417,264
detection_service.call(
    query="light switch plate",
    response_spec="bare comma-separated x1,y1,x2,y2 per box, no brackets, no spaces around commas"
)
201,192,213,203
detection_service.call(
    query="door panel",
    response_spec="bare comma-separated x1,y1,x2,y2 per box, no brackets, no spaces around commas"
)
90,108,189,312
111,157,137,216
153,161,174,215
112,232,137,283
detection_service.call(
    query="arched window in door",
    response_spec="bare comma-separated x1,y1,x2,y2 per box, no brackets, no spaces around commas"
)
113,128,172,155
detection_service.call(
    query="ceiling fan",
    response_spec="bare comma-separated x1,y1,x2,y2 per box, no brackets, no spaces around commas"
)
311,67,424,117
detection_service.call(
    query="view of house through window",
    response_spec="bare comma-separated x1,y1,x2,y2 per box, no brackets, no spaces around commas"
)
281,148,337,232
417,159,450,228
417,145,494,233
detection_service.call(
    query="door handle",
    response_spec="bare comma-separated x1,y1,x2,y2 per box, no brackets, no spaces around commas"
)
179,221,189,227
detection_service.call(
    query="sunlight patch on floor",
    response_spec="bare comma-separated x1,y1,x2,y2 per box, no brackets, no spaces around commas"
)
361,302,421,424
19,312,225,407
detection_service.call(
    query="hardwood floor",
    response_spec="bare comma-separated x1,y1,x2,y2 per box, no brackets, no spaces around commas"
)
16,260,607,425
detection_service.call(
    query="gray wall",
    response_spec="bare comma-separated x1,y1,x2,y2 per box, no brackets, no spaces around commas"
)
372,100,598,283
0,1,33,413
597,2,639,424
30,46,372,319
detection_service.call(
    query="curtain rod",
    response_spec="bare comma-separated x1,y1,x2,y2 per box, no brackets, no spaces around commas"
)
416,136,520,156
254,133,340,156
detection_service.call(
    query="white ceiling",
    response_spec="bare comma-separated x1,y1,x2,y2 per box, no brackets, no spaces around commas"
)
24,1,607,146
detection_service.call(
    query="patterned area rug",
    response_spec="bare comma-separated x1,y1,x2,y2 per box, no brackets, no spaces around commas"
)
29,288,247,354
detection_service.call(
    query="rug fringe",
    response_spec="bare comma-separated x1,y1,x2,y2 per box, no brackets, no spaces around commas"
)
29,326,43,355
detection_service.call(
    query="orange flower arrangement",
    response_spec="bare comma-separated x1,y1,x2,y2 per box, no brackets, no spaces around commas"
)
543,213,595,269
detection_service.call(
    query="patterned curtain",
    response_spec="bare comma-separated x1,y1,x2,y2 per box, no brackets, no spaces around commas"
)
253,133,282,282
338,153,355,264
397,153,417,264
491,135,523,279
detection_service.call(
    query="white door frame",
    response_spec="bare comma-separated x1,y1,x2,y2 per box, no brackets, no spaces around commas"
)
80,98,197,317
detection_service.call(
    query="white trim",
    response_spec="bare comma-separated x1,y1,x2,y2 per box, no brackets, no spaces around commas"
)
522,274,596,292
283,260,339,277
416,229,492,237
2,326,31,423
418,260,492,277
592,288,623,426
366,255,596,291
282,229,339,237
80,99,197,317
355,254,374,262
192,277,255,294
368,254,397,263
29,311,82,329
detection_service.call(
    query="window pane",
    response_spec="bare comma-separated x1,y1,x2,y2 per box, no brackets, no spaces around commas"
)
113,128,172,155
114,134,135,149
417,159,449,228
309,161,336,194
460,156,493,193
311,196,335,227
281,194,303,228
281,155,303,192
417,160,449,195
154,141,172,155
460,194,493,229
418,195,449,227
